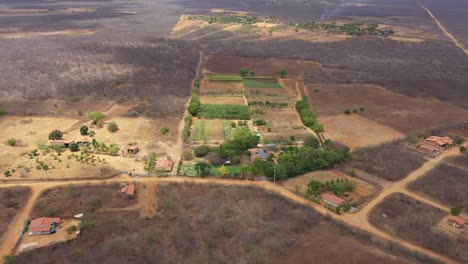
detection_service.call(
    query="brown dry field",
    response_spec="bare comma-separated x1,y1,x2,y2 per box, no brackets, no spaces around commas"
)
199,79,243,95
255,108,313,141
0,29,96,39
191,119,225,142
307,84,468,134
204,55,321,79
0,187,30,241
17,183,428,264
319,114,405,149
200,95,245,105
281,170,376,206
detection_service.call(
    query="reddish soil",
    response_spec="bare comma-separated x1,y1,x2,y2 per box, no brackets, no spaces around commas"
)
204,55,321,79
307,84,468,134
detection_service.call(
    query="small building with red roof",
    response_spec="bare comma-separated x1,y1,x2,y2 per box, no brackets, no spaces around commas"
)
120,183,135,197
29,217,61,236
155,160,174,172
448,215,465,229
321,193,345,208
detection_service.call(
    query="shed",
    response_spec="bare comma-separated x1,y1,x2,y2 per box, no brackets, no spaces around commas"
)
155,160,174,172
47,139,74,148
448,216,465,228
321,193,345,208
127,146,139,154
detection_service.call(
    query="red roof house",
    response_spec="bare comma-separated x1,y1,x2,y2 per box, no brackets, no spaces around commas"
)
155,160,174,172
321,193,345,208
120,183,135,196
29,217,61,236
448,216,465,228
425,136,454,148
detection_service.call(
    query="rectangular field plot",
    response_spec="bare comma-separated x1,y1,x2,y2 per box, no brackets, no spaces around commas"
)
199,79,243,94
243,78,283,89
408,164,468,211
207,75,243,81
200,95,245,105
199,104,251,120
370,193,468,263
191,119,225,142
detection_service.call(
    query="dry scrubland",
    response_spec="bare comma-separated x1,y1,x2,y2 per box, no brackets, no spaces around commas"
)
408,163,468,211
17,184,431,264
0,187,30,239
370,193,468,263
447,152,468,170
307,84,468,134
349,140,426,181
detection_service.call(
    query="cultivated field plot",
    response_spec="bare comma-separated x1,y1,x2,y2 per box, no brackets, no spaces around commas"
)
319,115,405,149
370,193,468,263
199,79,243,95
199,95,245,105
408,164,468,211
191,119,225,142
255,108,313,142
281,170,376,206
349,140,426,181
0,187,30,240
307,84,468,134
18,184,429,264
204,55,321,79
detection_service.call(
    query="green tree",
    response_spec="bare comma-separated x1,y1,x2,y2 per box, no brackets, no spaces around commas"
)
69,143,79,152
80,125,89,135
4,170,11,177
7,138,16,146
460,146,467,153
160,127,170,135
48,130,63,140
194,145,211,157
312,123,324,133
451,207,463,216
277,68,288,78
88,112,106,125
194,79,201,88
219,165,230,175
3,255,17,264
304,135,320,149
195,161,211,176
240,165,251,177
239,68,248,76
249,71,255,76
306,180,324,196
107,121,119,133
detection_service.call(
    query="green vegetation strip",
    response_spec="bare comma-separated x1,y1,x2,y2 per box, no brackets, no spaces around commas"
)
208,75,243,81
296,96,324,133
199,104,251,120
192,120,207,141
188,15,261,25
243,80,283,88
295,21,394,37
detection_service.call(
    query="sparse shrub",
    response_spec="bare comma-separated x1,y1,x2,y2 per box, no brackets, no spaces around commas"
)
460,146,467,153
352,109,358,113
4,170,11,177
107,121,119,133
67,225,77,234
266,123,272,132
160,127,170,135
277,68,288,78
88,112,106,125
43,207,56,217
48,130,63,140
182,150,194,160
7,138,16,146
89,131,95,137
253,119,267,126
77,110,84,116
80,219,95,231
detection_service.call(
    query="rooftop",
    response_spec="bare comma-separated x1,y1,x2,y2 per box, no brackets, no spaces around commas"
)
448,215,465,226
321,193,345,206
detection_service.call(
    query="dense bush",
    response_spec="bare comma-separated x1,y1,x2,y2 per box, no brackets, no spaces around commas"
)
88,112,106,125
80,126,89,136
199,104,251,120
304,135,320,149
7,138,16,146
187,91,201,116
69,143,79,152
307,179,355,197
194,145,211,157
188,15,261,25
296,21,394,37
48,130,63,140
181,115,193,142
295,97,324,133
253,119,267,126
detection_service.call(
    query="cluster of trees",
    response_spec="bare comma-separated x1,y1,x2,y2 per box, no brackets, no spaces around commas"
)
188,15,261,25
295,97,324,133
88,112,107,127
199,104,251,120
86,139,120,156
187,88,201,116
145,153,157,172
182,115,193,142
306,179,355,197
295,21,394,37
48,130,63,140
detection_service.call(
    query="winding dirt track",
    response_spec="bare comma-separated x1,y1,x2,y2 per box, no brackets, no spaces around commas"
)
0,142,464,264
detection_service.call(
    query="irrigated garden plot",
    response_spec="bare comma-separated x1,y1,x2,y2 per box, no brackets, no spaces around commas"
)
191,119,225,142
307,84,468,134
370,193,468,263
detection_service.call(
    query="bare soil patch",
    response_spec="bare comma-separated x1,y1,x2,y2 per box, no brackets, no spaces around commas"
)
349,140,426,181
408,163,468,211
255,108,312,142
200,95,245,105
281,170,376,206
204,55,321,79
307,84,468,134
199,79,243,95
0,29,96,39
0,187,30,240
18,183,429,264
319,114,405,149
370,193,468,263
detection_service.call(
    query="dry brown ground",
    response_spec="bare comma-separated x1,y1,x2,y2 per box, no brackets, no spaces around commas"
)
319,114,405,149
255,108,313,142
200,95,245,105
199,79,243,95
0,187,30,240
281,170,376,206
307,84,468,134
0,29,96,39
204,55,321,79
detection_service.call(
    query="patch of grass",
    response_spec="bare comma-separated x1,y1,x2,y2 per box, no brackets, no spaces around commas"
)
207,75,243,81
243,80,283,88
199,104,251,120
209,165,242,176
179,165,198,176
192,120,207,141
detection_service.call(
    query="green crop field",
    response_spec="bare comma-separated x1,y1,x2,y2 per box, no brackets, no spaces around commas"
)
210,165,243,176
192,120,207,141
199,104,251,119
208,75,243,81
243,80,283,88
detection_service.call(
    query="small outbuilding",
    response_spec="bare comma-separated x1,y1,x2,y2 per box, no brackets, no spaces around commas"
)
448,215,465,229
47,139,74,148
321,193,345,208
127,146,139,154
121,183,135,196
249,148,267,162
29,217,61,236
155,160,174,172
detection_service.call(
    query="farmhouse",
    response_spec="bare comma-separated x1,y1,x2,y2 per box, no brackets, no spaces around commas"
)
447,215,465,229
249,148,267,163
127,146,139,154
263,143,277,152
155,159,174,172
29,217,61,236
120,183,135,197
321,193,345,208
47,139,74,148
416,144,441,156
425,136,454,148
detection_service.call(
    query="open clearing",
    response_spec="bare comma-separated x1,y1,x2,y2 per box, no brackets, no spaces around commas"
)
319,114,405,149
281,170,376,207
0,187,30,240
408,163,468,211
17,183,427,264
191,119,225,142
200,95,245,105
370,193,468,263
307,84,468,134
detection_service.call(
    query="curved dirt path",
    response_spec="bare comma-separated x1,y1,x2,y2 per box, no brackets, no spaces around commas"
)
416,0,468,55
